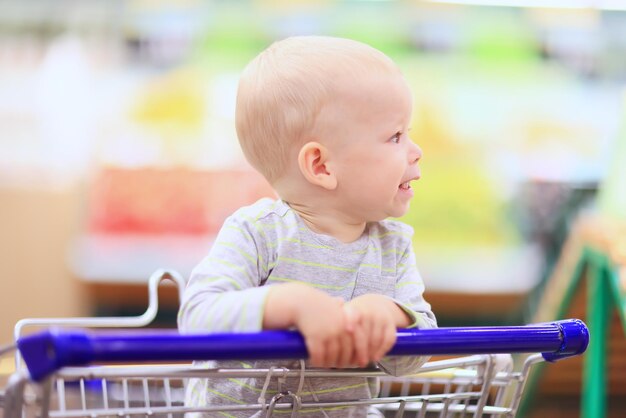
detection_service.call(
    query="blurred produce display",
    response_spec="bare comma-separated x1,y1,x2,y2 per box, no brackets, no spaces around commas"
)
88,167,274,235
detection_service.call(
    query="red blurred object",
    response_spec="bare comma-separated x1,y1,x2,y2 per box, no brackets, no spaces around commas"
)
88,167,276,235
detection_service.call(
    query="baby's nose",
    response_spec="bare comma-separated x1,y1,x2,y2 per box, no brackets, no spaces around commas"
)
409,141,422,163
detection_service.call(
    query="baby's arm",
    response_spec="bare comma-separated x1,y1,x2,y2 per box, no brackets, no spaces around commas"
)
177,216,272,334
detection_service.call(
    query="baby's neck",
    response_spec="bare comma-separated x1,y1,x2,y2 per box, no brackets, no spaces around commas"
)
286,201,367,244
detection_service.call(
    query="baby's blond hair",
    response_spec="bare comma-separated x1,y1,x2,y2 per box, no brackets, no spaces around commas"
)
235,36,398,183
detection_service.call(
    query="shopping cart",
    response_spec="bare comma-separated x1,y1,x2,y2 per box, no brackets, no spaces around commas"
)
2,270,589,418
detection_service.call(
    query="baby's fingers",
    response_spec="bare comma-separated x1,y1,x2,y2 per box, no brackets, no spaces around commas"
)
323,339,340,368
306,339,325,367
337,333,354,368
343,305,360,333
351,324,369,367
374,325,396,361
369,323,385,362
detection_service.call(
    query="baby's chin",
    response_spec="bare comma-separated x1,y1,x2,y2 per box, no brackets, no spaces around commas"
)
391,201,412,217
376,206,410,222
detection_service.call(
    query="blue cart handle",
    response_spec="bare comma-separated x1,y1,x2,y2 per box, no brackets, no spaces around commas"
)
18,318,588,381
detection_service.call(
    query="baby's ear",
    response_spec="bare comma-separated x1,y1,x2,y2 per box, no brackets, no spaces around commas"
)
297,142,337,190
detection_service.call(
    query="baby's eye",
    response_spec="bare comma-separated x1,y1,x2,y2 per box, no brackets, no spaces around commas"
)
390,132,402,144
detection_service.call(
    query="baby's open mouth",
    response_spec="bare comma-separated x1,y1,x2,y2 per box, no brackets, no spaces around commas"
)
399,181,411,190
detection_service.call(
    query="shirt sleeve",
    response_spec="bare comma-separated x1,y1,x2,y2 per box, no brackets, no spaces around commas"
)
377,240,437,376
177,214,272,334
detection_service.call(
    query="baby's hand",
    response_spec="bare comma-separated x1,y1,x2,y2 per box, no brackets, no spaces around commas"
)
292,287,356,368
343,295,399,366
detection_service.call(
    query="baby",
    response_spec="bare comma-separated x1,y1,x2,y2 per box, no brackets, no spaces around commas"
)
178,35,437,418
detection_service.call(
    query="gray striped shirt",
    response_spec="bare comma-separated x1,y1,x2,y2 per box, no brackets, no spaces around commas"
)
178,198,437,417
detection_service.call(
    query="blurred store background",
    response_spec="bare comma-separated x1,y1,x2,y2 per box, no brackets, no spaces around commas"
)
1,0,625,415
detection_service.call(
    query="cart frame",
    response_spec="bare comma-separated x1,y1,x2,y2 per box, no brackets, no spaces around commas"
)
2,270,589,418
